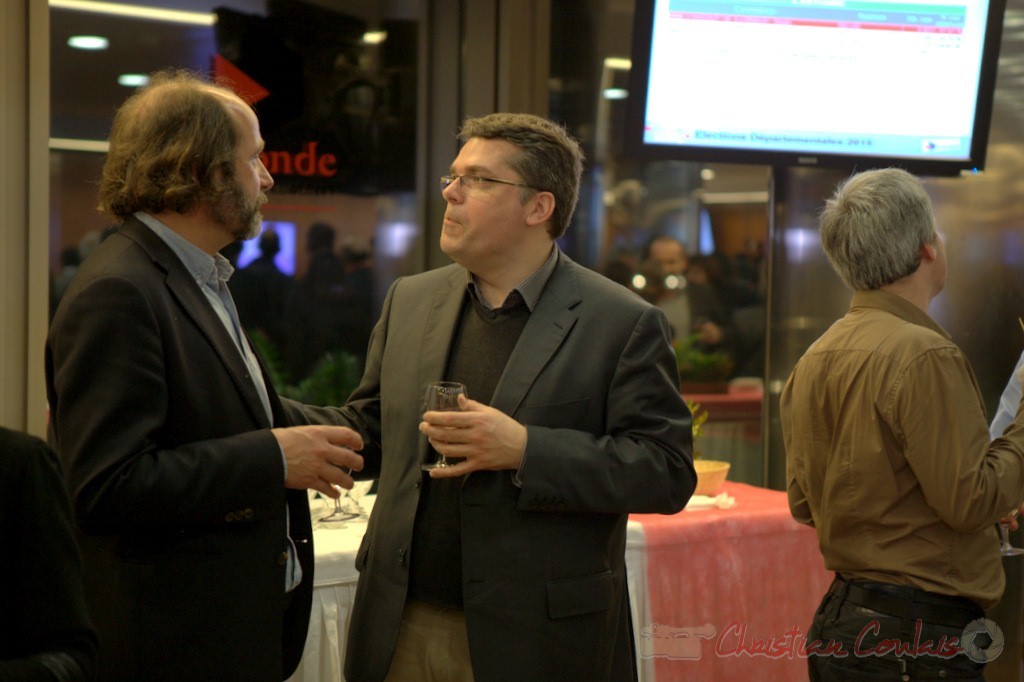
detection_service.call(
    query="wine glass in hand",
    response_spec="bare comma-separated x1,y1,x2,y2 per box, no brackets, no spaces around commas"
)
319,468,360,525
420,381,467,471
999,509,1024,557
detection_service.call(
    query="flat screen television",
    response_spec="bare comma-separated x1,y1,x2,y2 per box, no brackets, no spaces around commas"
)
626,0,1007,177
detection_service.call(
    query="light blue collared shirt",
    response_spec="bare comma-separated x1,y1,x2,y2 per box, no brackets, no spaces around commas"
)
136,212,301,591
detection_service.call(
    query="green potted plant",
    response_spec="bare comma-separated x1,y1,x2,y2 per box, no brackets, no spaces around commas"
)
686,398,730,496
249,330,361,406
674,333,734,393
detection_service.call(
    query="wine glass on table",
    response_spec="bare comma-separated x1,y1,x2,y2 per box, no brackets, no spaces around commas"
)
999,508,1024,557
341,479,374,519
318,469,360,526
420,381,467,472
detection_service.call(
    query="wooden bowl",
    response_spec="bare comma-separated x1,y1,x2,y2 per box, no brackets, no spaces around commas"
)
694,460,730,496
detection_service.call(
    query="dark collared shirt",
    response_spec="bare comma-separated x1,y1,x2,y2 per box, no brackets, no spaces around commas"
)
466,243,559,313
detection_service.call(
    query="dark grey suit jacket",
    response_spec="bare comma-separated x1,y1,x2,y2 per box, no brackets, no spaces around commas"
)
45,217,317,681
340,253,695,681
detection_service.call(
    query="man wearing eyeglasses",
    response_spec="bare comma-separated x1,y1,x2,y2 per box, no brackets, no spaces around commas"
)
335,113,696,681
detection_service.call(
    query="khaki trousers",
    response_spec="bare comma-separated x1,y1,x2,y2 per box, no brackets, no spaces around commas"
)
384,600,474,682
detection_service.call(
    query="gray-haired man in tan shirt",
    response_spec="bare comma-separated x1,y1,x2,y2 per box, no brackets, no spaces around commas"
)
781,167,1024,681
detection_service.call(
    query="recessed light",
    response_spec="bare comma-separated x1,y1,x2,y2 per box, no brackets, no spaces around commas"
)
117,73,150,87
49,0,214,26
603,88,628,100
603,57,632,71
68,35,109,50
362,31,387,45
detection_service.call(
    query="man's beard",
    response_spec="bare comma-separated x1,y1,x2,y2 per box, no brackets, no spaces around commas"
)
211,180,263,241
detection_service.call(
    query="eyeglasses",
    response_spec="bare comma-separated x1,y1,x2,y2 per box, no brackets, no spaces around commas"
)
440,174,539,192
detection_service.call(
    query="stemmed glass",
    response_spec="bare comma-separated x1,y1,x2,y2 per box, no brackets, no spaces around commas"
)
999,509,1024,557
420,381,467,471
341,479,374,519
318,468,361,525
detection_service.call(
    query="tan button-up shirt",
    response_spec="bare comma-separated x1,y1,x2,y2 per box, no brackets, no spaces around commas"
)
781,289,1024,608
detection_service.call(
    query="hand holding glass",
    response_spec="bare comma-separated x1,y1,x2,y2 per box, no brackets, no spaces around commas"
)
1000,508,1024,557
420,381,467,471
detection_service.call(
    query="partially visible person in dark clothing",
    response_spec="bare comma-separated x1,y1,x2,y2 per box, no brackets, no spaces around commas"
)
643,235,735,356
233,229,293,351
284,222,348,380
0,427,97,681
337,239,375,359
691,252,762,311
600,248,641,290
50,247,82,318
691,252,765,377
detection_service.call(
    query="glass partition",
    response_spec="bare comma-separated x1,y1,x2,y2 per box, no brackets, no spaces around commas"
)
549,0,770,486
49,0,422,399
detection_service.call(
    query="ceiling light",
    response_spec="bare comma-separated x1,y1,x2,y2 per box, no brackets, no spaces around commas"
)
604,57,632,71
362,31,388,45
67,35,109,50
49,138,109,153
118,73,150,87
49,0,215,26
603,87,628,100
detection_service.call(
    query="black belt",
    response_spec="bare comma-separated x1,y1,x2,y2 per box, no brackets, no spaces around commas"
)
829,574,983,628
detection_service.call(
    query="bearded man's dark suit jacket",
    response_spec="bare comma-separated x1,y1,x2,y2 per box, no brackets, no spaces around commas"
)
340,252,696,681
45,217,320,681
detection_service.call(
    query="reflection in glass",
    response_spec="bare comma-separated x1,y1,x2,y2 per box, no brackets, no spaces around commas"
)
50,0,424,402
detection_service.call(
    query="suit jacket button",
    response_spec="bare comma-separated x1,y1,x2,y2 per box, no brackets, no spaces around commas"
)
278,551,288,565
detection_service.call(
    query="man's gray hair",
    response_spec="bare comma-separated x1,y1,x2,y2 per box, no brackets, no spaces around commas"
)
819,167,937,290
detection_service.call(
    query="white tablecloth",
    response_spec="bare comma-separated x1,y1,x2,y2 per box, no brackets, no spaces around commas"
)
288,486,825,682
286,495,375,682
288,493,650,682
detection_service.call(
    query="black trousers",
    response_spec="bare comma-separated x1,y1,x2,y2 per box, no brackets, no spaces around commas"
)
807,575,990,681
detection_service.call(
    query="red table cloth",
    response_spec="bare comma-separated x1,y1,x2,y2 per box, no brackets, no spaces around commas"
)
629,481,833,681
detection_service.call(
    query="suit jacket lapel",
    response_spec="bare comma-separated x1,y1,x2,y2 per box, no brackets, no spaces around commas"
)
491,255,580,417
414,266,467,457
120,218,272,428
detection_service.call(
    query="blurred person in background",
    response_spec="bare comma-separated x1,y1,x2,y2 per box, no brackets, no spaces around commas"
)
0,427,97,681
693,252,765,377
49,246,82,318
232,228,293,351
337,237,375,359
643,235,734,354
283,222,348,380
